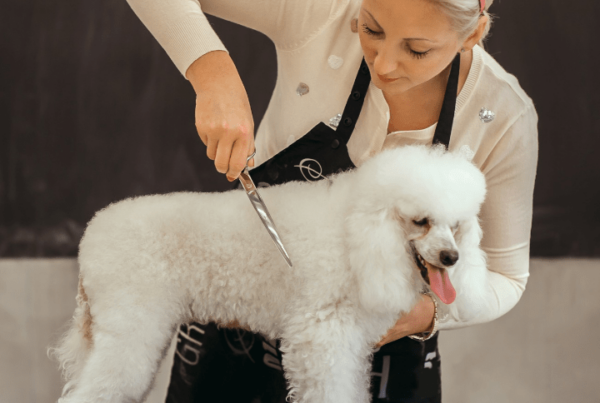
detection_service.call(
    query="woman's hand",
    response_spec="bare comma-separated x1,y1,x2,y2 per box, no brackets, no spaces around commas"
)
376,293,435,347
186,51,256,181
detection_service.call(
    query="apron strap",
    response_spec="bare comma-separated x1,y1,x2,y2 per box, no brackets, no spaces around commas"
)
432,53,461,149
335,59,372,145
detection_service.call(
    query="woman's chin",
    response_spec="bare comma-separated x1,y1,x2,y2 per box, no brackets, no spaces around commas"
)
372,78,412,95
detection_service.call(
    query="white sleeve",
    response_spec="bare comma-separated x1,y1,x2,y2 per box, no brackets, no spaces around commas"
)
126,0,345,77
439,104,539,330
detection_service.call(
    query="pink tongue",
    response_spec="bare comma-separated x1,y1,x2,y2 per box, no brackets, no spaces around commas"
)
428,265,456,304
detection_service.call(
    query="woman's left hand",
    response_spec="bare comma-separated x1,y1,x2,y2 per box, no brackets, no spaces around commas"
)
376,293,436,347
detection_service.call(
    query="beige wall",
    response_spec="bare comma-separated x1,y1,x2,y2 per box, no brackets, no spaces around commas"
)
1,258,598,403
440,259,600,403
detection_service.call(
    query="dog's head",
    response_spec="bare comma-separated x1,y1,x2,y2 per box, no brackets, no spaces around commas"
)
345,145,487,314
400,211,482,305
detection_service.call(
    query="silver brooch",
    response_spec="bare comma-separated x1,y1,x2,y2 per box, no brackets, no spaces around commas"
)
328,113,342,128
479,107,495,123
296,82,309,96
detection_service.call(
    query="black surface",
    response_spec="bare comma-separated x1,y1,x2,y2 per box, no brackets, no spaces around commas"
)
0,0,599,256
432,54,460,148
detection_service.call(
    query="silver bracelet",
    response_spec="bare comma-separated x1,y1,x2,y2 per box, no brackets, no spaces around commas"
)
408,290,438,342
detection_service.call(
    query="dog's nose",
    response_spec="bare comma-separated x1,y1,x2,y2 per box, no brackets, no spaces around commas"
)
440,250,459,266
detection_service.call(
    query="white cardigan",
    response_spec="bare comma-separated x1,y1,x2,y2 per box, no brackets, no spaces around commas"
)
126,0,539,330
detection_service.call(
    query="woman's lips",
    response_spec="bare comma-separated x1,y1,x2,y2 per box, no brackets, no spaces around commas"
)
377,74,399,83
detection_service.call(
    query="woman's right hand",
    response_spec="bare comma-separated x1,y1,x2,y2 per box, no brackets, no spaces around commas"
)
186,51,255,182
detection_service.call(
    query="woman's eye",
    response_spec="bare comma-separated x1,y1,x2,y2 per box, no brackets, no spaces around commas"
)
413,218,429,226
361,24,382,37
409,49,431,59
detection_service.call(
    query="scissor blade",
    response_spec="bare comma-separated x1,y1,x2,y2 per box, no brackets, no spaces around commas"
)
239,169,293,268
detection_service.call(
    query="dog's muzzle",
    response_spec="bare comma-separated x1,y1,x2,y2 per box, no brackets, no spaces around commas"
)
409,242,457,304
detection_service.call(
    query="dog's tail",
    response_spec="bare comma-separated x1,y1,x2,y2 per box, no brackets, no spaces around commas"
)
48,276,94,396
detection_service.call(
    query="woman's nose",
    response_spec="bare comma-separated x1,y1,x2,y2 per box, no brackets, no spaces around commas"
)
373,43,400,76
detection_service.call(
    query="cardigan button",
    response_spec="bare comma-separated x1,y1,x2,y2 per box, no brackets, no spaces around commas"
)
328,55,344,70
296,82,309,96
343,117,353,127
331,139,340,149
351,91,361,100
267,166,279,181
360,64,369,75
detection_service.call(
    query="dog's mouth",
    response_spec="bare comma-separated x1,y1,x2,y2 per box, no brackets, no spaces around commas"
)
410,243,456,305
414,250,430,285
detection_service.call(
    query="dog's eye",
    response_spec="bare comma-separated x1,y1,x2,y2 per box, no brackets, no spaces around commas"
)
413,218,429,226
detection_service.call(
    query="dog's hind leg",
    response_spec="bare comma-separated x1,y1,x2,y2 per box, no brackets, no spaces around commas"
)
57,289,181,403
280,308,373,403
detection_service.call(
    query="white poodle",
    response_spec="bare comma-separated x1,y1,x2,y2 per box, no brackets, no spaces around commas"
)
51,145,490,403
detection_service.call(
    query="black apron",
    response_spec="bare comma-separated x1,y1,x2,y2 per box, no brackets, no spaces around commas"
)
166,54,461,403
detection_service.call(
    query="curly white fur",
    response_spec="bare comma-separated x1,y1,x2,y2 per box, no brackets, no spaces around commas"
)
49,145,489,403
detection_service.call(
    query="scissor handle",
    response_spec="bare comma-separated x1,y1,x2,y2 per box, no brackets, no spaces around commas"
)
246,151,257,169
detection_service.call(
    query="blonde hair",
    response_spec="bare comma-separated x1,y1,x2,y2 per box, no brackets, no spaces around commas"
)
428,0,494,48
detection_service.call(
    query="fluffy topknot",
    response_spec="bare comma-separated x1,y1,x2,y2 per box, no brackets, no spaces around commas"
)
353,145,487,223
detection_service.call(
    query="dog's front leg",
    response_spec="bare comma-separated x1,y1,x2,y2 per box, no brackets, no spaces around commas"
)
280,310,373,403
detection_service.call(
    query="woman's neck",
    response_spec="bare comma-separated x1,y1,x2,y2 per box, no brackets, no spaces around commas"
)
386,50,473,133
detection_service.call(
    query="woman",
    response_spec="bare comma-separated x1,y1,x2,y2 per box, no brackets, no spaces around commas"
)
126,0,538,401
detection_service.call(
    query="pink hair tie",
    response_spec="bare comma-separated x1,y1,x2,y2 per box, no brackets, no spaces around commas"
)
480,0,486,13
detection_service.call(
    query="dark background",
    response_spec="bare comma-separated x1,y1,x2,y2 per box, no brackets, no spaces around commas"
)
0,0,598,257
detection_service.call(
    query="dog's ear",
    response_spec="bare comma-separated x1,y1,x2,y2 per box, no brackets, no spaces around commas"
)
444,216,491,322
345,207,419,315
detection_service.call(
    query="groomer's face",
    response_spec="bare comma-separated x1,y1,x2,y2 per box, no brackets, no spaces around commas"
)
358,0,462,95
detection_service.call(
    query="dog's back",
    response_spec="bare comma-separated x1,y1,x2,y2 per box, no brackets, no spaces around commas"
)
50,145,488,403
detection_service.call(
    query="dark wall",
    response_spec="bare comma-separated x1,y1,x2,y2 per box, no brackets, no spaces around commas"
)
485,1,600,255
0,0,598,256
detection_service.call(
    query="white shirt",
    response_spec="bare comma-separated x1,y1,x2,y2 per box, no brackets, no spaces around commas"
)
126,0,539,330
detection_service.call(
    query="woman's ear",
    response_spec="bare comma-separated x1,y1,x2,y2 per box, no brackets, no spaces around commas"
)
461,15,489,52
